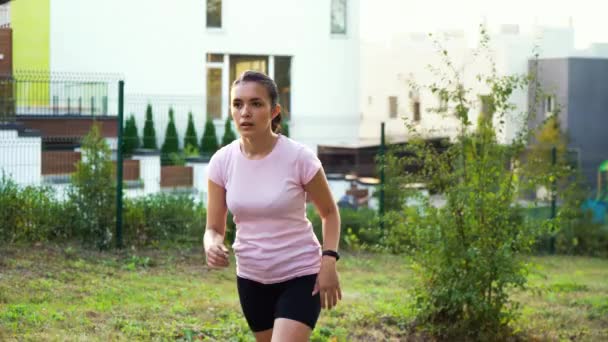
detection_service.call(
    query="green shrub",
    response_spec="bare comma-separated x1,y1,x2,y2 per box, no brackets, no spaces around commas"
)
554,217,608,257
307,206,379,250
0,174,20,242
123,193,205,246
221,117,237,146
161,108,180,165
380,28,556,339
69,123,116,250
123,114,140,155
184,111,198,152
200,118,219,157
142,104,157,149
0,175,73,243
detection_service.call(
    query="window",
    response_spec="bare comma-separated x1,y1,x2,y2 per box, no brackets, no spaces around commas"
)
545,95,554,114
274,56,292,120
205,54,293,121
330,0,347,34
206,68,222,119
413,100,421,122
230,55,268,84
409,89,421,122
206,53,223,63
206,0,222,28
388,96,398,118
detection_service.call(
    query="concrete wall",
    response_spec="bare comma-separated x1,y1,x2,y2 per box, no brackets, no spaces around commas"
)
567,58,608,187
132,151,161,195
528,58,570,131
530,57,608,188
0,129,42,185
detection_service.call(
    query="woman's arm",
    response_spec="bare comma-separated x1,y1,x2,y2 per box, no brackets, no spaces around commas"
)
304,168,342,309
204,180,230,268
304,169,341,252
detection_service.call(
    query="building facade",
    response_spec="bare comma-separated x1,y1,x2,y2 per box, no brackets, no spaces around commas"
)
10,0,361,151
529,57,608,189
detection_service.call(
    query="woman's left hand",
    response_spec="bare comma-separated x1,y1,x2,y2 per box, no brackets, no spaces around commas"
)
312,257,342,309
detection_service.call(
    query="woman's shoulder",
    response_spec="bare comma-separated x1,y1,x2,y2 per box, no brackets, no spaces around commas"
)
280,135,313,155
209,140,239,165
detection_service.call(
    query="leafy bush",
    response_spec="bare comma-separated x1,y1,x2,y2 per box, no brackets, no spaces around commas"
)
142,104,158,149
184,111,199,152
123,114,140,155
68,123,116,250
221,117,237,146
554,217,608,257
123,193,205,246
161,108,180,165
0,175,65,242
200,118,219,157
380,28,555,339
307,206,379,250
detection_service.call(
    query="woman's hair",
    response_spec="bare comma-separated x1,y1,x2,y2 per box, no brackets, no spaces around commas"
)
232,70,282,133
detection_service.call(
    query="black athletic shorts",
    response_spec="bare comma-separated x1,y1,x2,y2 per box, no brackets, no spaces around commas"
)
236,274,321,332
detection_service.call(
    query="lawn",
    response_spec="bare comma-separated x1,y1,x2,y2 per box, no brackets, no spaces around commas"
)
0,244,606,341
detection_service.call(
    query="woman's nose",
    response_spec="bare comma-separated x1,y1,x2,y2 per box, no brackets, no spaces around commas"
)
241,105,252,117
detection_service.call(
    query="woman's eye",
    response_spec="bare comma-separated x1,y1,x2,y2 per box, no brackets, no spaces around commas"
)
253,102,262,107
233,103,242,108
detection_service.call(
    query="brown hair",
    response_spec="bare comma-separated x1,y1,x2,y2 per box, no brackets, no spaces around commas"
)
232,70,282,133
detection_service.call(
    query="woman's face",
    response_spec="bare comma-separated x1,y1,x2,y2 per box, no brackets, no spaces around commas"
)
230,81,280,138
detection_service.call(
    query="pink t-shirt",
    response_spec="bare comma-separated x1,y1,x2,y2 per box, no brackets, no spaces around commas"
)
207,134,322,284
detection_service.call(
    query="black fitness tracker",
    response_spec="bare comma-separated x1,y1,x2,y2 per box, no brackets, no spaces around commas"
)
322,250,340,261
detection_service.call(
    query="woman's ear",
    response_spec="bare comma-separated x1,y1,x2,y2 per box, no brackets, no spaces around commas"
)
271,104,282,120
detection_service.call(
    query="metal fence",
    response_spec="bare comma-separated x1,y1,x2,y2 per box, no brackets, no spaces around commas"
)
3,71,601,250
0,71,217,247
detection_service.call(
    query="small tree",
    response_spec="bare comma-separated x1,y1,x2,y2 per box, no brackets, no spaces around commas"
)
161,107,180,165
184,111,199,154
122,114,140,155
200,118,219,157
69,123,116,250
142,104,158,149
383,27,560,339
221,116,237,146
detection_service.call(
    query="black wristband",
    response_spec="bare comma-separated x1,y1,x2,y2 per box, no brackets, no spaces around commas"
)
322,250,340,261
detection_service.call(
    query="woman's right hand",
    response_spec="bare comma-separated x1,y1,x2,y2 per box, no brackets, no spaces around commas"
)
205,244,230,269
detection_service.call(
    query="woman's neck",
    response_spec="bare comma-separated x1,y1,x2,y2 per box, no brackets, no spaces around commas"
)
240,131,279,159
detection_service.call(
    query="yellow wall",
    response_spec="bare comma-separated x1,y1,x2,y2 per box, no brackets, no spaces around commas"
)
11,0,50,105
11,0,50,71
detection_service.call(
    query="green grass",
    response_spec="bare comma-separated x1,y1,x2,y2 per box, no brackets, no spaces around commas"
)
0,245,607,341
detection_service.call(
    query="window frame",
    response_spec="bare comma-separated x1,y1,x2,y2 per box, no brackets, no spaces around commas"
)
545,95,554,114
388,96,398,119
206,66,223,120
330,0,347,35
206,0,223,29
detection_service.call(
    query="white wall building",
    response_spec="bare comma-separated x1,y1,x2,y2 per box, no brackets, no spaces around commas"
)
45,0,360,152
359,24,608,146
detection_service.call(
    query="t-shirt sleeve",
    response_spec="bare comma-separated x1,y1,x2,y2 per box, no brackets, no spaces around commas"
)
207,150,226,188
297,145,322,185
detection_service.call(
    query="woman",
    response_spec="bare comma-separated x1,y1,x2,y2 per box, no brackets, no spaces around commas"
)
204,70,342,341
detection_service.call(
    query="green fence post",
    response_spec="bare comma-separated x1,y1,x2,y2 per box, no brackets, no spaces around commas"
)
116,80,125,249
379,122,385,230
550,145,557,254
